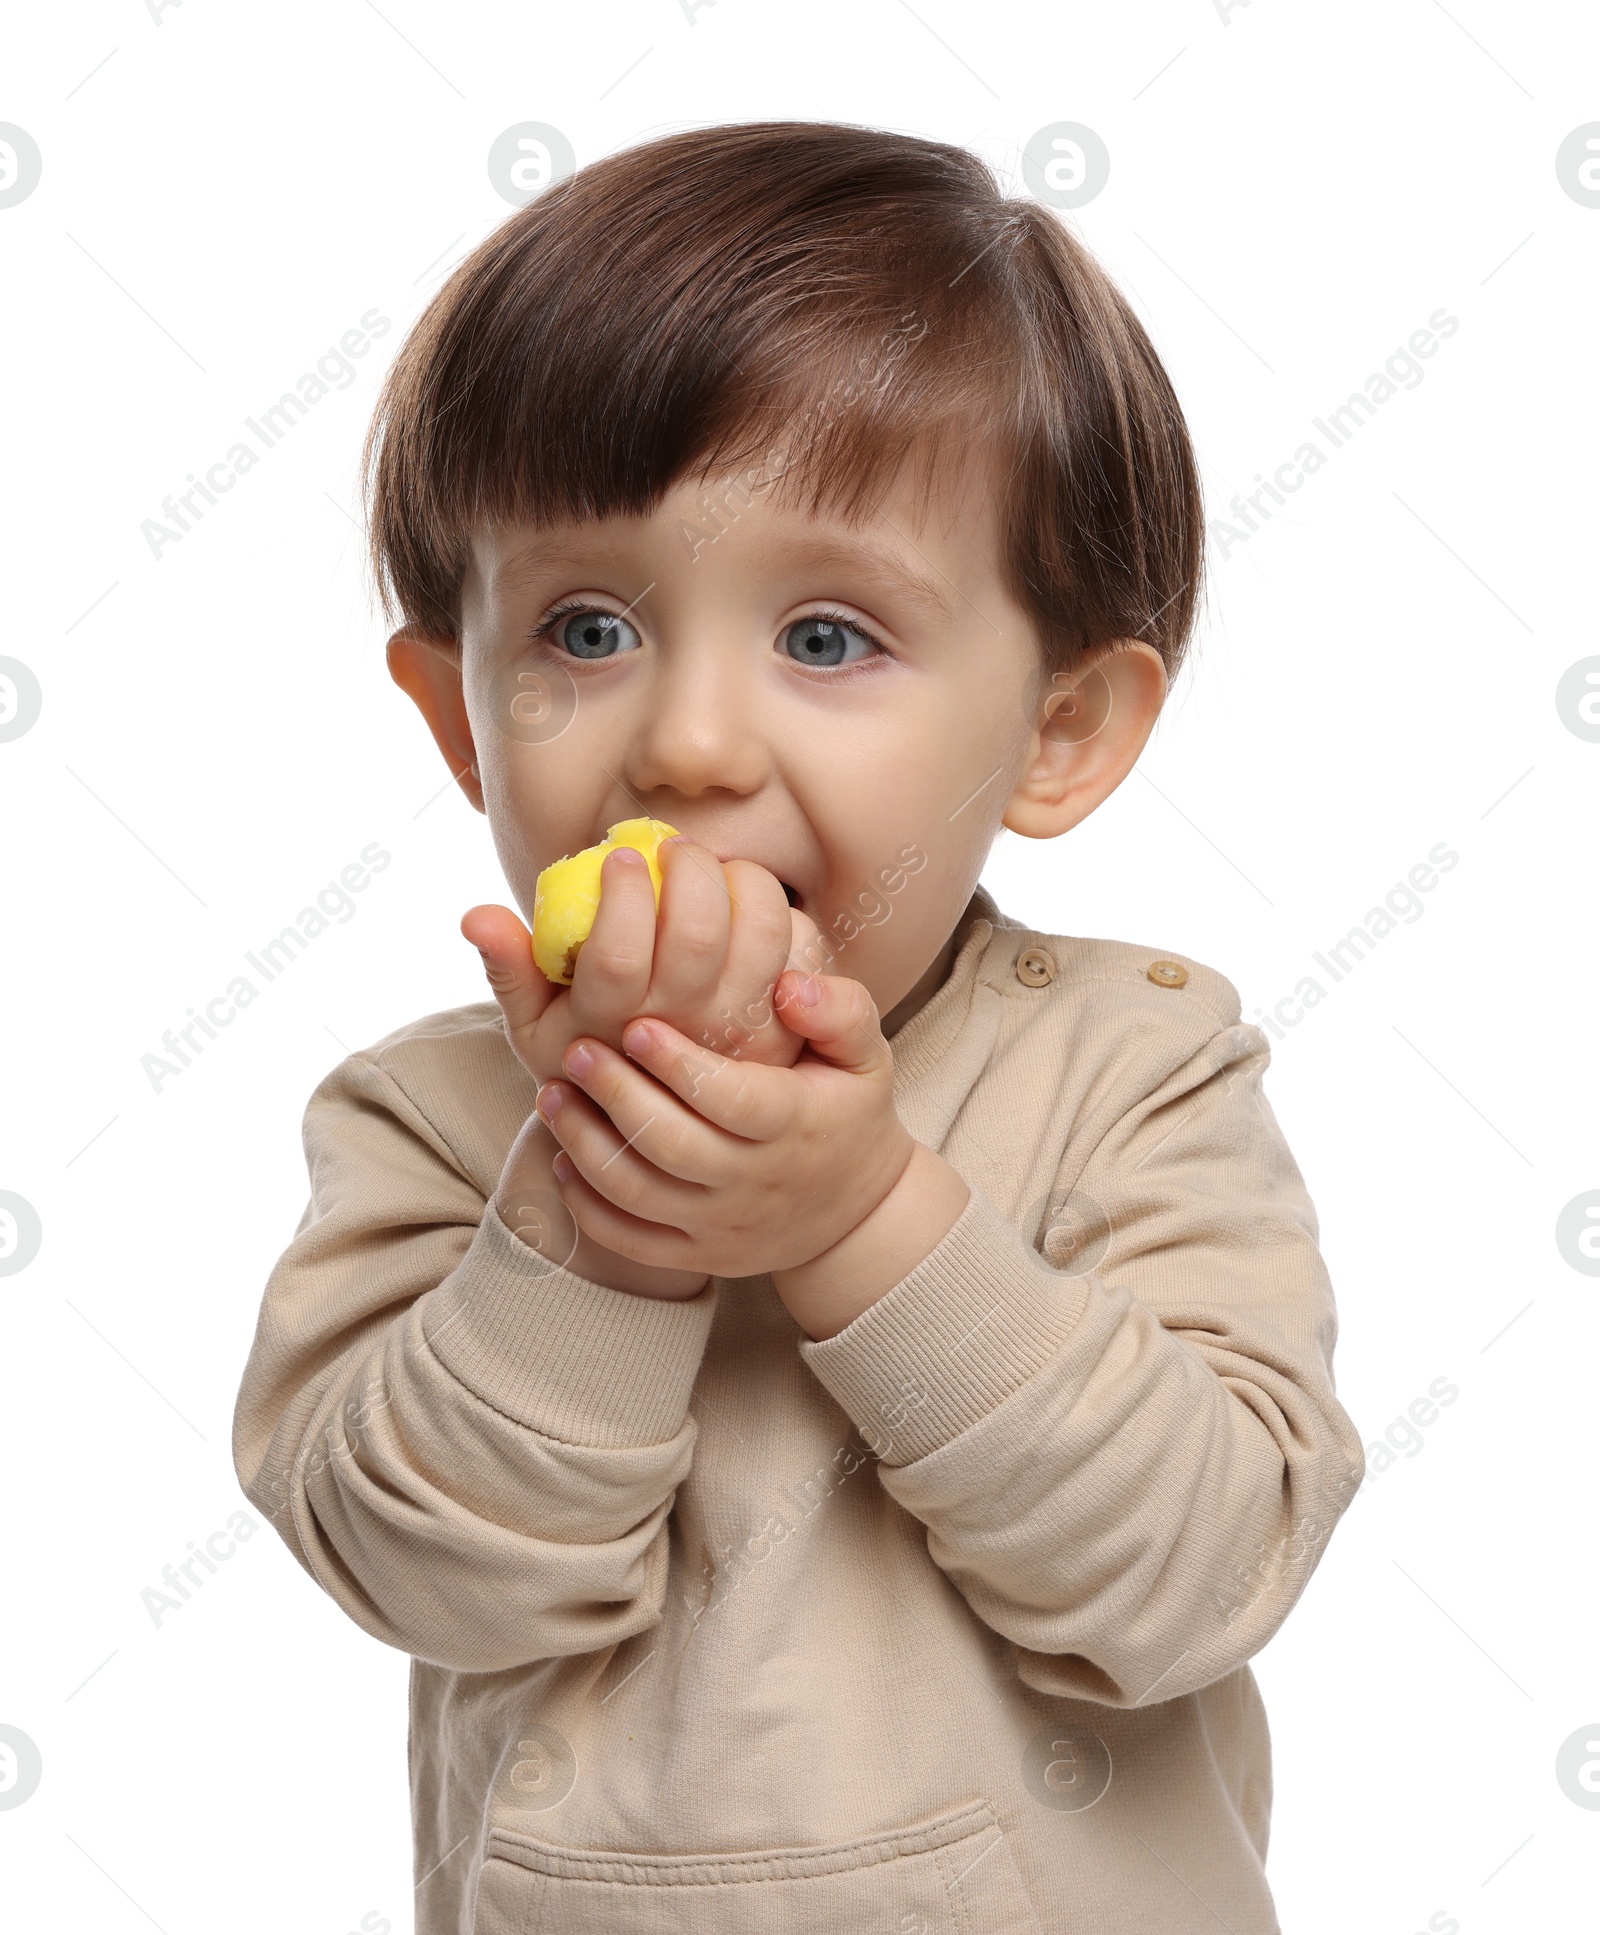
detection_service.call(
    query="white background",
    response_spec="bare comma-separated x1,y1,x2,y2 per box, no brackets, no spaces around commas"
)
2,3,1595,1931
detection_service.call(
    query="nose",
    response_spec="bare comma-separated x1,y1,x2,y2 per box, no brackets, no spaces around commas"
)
623,630,771,799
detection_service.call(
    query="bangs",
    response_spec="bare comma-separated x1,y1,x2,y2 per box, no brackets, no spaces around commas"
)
361,121,1203,678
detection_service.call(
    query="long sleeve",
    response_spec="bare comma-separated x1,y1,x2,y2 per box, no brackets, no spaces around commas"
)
797,1016,1365,1709
231,1047,719,1673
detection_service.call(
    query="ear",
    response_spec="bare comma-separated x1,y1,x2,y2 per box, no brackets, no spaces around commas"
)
386,628,486,815
1002,639,1168,840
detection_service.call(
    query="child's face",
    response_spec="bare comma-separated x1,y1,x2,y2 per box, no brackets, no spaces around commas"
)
394,443,1165,1034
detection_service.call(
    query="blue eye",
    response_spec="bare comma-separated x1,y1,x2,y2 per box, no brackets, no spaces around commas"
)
543,608,642,660
781,613,878,669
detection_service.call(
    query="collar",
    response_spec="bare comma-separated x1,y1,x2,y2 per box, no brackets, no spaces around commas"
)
887,883,1010,1148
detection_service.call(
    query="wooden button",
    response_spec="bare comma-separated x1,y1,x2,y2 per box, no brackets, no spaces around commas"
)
1147,959,1188,989
1016,947,1055,987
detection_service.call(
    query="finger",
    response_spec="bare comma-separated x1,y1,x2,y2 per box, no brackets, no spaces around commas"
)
784,903,830,979
649,836,732,1016
554,1037,728,1184
549,1150,699,1273
772,971,890,1078
537,1077,708,1222
619,1015,791,1140
569,843,657,1028
461,903,558,1072
713,859,793,1054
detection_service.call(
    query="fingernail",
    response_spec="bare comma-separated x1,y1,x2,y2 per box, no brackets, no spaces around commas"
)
622,1020,653,1055
536,1082,564,1121
798,972,823,1006
564,1042,594,1079
552,1151,574,1183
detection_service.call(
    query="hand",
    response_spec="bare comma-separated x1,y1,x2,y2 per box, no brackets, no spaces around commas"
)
532,966,919,1283
492,1108,710,1301
468,834,820,1299
465,834,823,1092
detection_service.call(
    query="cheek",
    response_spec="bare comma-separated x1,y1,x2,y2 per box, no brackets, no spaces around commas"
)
477,735,604,897
802,696,1010,907
809,819,953,967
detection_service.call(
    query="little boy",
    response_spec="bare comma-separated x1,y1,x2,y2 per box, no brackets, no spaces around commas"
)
233,120,1364,1934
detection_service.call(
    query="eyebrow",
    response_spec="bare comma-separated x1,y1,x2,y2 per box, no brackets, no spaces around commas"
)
491,530,960,623
492,544,609,596
773,532,959,623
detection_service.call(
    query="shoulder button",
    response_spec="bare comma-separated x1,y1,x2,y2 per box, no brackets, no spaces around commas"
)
1147,959,1189,989
1016,946,1056,988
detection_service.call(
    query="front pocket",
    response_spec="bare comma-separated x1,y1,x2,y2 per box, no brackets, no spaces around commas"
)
471,1794,1041,1934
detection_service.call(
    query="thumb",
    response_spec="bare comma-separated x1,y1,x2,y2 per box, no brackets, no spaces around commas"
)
784,904,830,977
461,903,558,1074
773,970,890,1079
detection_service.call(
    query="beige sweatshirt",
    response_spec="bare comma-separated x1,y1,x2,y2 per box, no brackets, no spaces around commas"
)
232,883,1364,1934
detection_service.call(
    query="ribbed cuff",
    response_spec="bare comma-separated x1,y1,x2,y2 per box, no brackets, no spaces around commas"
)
797,1186,1088,1465
417,1200,718,1447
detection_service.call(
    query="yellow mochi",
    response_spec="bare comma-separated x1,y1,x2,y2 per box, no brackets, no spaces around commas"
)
531,817,680,985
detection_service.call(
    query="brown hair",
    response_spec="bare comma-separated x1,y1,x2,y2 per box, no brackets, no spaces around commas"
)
360,120,1204,683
